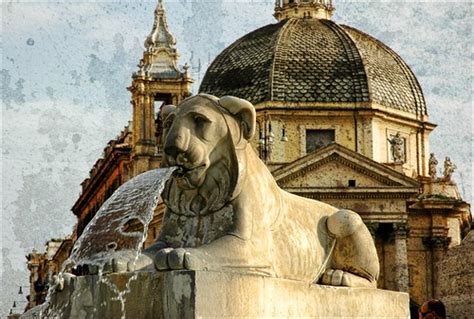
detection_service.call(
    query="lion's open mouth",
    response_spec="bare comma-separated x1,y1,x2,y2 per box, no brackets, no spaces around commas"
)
173,164,206,178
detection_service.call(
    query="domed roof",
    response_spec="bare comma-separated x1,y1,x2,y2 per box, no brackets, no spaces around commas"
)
200,18,426,115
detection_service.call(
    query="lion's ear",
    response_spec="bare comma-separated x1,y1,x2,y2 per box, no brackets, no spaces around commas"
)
219,96,256,140
160,104,177,121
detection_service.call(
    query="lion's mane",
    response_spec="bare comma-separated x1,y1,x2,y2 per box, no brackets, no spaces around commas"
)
162,130,240,216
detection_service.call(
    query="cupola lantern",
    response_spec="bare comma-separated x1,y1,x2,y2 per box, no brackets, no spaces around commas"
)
274,0,334,21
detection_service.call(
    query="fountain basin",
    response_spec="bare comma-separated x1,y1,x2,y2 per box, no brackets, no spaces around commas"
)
22,270,409,318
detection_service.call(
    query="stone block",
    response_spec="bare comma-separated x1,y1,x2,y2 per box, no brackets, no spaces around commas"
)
23,270,409,318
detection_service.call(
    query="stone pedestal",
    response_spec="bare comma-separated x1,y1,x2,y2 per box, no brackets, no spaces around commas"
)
422,180,461,200
22,270,409,318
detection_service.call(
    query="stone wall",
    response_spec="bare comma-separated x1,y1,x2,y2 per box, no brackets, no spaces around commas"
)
436,231,474,319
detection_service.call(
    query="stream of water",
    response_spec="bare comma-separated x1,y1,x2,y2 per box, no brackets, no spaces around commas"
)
31,167,175,318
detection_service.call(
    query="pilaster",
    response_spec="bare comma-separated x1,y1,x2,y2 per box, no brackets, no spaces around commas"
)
392,223,409,292
422,236,450,298
384,222,409,292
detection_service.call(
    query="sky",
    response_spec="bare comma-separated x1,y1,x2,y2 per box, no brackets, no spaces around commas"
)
1,0,472,316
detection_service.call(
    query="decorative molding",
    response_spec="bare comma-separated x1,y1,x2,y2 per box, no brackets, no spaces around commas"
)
278,153,401,187
279,153,335,184
274,144,419,191
422,236,451,249
290,191,415,200
392,222,409,238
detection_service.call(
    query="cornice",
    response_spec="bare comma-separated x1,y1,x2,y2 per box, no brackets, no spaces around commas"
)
253,101,434,128
285,189,417,200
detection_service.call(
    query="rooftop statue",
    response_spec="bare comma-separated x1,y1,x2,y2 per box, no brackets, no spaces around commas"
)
144,94,380,287
443,156,456,183
429,153,438,180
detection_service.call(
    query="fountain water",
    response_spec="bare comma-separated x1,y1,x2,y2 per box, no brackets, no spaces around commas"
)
67,167,175,269
28,167,175,318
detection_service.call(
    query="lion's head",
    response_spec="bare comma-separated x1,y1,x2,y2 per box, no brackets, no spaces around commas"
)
160,94,256,216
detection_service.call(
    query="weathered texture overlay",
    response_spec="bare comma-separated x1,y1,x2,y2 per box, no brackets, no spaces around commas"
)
1,0,472,316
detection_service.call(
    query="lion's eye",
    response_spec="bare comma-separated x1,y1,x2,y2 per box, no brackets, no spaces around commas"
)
193,115,209,128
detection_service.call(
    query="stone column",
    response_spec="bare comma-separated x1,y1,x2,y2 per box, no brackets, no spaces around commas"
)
131,97,139,148
145,92,157,144
392,223,409,292
384,223,409,292
138,91,146,143
423,236,450,299
129,81,161,176
143,93,151,142
133,89,150,177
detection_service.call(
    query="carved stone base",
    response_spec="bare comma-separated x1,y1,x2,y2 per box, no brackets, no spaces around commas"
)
22,270,409,319
422,180,461,199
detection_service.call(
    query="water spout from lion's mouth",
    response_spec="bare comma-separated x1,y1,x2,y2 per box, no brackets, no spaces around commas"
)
174,166,186,177
40,167,178,318
172,164,206,178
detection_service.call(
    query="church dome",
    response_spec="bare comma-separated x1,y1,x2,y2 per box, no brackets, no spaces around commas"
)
200,18,426,115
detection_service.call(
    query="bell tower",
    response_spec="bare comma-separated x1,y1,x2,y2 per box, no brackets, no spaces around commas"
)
274,0,335,21
128,0,193,175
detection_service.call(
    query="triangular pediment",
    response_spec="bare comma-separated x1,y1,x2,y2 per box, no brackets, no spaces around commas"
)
273,143,419,190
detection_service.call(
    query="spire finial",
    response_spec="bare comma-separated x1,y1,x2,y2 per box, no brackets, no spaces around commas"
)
136,0,187,81
145,0,176,51
274,0,335,21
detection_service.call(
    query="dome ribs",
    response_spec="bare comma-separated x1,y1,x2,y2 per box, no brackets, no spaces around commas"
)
342,26,427,115
199,22,285,104
269,19,297,101
320,19,370,103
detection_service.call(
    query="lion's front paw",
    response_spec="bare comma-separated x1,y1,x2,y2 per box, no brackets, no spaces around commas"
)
320,269,376,288
154,248,207,271
91,251,153,275
321,269,345,286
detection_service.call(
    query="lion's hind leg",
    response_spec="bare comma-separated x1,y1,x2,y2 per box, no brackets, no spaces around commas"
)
321,210,380,288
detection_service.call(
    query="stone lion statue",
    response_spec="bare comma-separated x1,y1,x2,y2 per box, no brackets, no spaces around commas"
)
144,94,379,287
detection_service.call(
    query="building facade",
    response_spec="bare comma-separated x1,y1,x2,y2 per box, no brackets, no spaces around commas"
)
26,0,471,316
25,238,73,311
